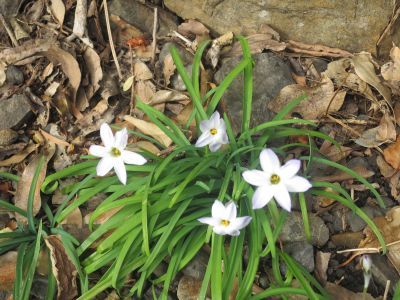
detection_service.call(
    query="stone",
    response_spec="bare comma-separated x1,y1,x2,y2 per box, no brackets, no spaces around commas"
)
370,254,399,293
280,212,329,247
284,241,315,272
346,206,384,232
214,53,294,132
0,129,18,146
331,232,364,248
109,0,178,37
5,65,24,85
0,94,32,130
0,0,23,16
164,0,398,55
171,65,193,91
177,276,202,300
159,42,193,67
181,250,208,280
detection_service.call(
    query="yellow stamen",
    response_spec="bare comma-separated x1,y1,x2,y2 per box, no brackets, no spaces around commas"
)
210,128,218,135
110,147,121,157
221,219,230,227
270,174,280,185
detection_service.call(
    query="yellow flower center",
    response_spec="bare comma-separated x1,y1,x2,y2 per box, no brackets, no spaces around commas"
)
220,219,230,227
210,128,218,135
270,174,280,185
110,147,121,157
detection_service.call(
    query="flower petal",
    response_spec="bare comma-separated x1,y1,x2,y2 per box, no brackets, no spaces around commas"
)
114,128,128,149
100,123,114,148
273,184,292,211
227,229,240,236
114,158,127,185
285,176,312,193
280,159,301,179
242,170,268,187
199,119,212,132
96,157,114,176
209,141,222,152
211,200,226,220
252,186,274,209
224,201,237,220
213,226,228,236
198,217,219,227
230,216,252,231
260,148,281,172
210,111,220,128
195,132,213,147
221,132,229,144
122,150,147,165
89,145,108,158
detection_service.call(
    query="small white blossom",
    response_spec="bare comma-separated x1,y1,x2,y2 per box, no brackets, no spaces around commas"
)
195,111,229,152
89,123,147,185
242,148,312,212
361,255,372,291
198,200,251,236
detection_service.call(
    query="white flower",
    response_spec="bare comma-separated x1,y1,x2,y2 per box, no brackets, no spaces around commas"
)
361,255,372,291
89,123,147,185
242,148,312,212
198,200,251,236
195,111,229,152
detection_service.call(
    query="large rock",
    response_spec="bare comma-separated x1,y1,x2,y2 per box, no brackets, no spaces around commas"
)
214,53,294,132
164,0,397,54
0,94,32,130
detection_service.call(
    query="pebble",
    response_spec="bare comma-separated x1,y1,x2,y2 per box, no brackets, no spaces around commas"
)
5,65,24,85
0,129,18,146
0,94,32,130
284,241,315,272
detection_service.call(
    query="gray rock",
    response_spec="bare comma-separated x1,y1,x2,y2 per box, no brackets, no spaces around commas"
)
109,0,178,36
214,53,294,132
280,212,329,247
0,129,18,146
0,0,23,16
284,241,315,272
346,206,384,232
164,0,398,55
159,42,193,66
5,65,24,85
181,250,208,280
0,94,32,130
370,254,399,293
177,276,202,300
171,64,192,91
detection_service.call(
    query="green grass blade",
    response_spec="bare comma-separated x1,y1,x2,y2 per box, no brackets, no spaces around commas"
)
27,155,45,233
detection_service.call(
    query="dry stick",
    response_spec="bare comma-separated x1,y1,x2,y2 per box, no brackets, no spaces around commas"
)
0,14,19,47
326,114,362,137
337,240,400,254
383,280,391,300
102,0,122,79
151,7,158,65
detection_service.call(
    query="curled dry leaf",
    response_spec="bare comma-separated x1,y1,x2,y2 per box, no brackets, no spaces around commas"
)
0,143,39,167
0,251,17,291
49,0,66,26
376,154,396,178
124,115,173,147
150,90,188,105
134,61,153,80
325,282,374,300
130,141,160,155
0,39,53,65
320,145,352,162
178,19,209,38
352,52,391,103
314,164,374,182
135,80,156,104
44,235,78,300
384,135,400,169
207,31,234,68
83,46,103,100
355,113,396,147
163,53,176,86
286,40,352,58
381,45,400,95
60,207,83,227
0,61,6,87
267,75,346,119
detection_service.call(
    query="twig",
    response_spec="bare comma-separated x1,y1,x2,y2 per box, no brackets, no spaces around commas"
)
172,30,194,50
337,239,400,254
102,0,122,79
0,13,19,47
383,280,391,300
151,7,158,65
377,6,400,51
326,114,362,137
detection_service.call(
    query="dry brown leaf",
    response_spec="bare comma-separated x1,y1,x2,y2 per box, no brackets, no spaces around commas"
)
14,154,48,223
84,207,121,225
320,145,352,162
376,154,396,178
178,19,209,37
163,54,176,86
267,75,346,119
49,0,65,26
124,115,173,147
0,39,53,65
150,90,189,105
315,251,330,285
325,282,374,300
207,32,234,68
134,61,153,81
135,80,156,104
286,40,352,58
0,143,39,167
130,141,161,155
352,52,391,103
355,113,396,147
390,172,400,200
39,128,70,147
0,62,6,87
60,207,83,227
83,46,103,100
0,251,17,291
44,235,78,300
314,164,374,182
381,45,400,95
383,135,400,169
110,14,143,46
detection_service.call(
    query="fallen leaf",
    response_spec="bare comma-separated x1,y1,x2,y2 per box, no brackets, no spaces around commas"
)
130,141,160,155
383,135,400,169
315,251,330,285
134,61,153,81
0,251,17,291
286,40,352,57
135,80,156,104
163,54,176,86
25,0,44,22
150,90,188,105
207,32,234,68
10,18,29,41
124,115,173,147
355,113,396,147
376,154,396,178
110,14,144,46
325,282,374,299
0,143,39,167
314,164,374,182
381,45,400,95
49,0,65,26
83,46,103,100
352,52,391,103
268,75,346,119
0,62,6,87
39,128,70,147
60,207,82,227
320,145,352,162
178,19,209,37
44,235,78,300
123,75,134,92
0,39,53,65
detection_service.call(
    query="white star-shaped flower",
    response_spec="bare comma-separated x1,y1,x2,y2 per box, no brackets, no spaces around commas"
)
242,148,312,212
195,111,229,152
198,200,252,236
89,123,147,185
